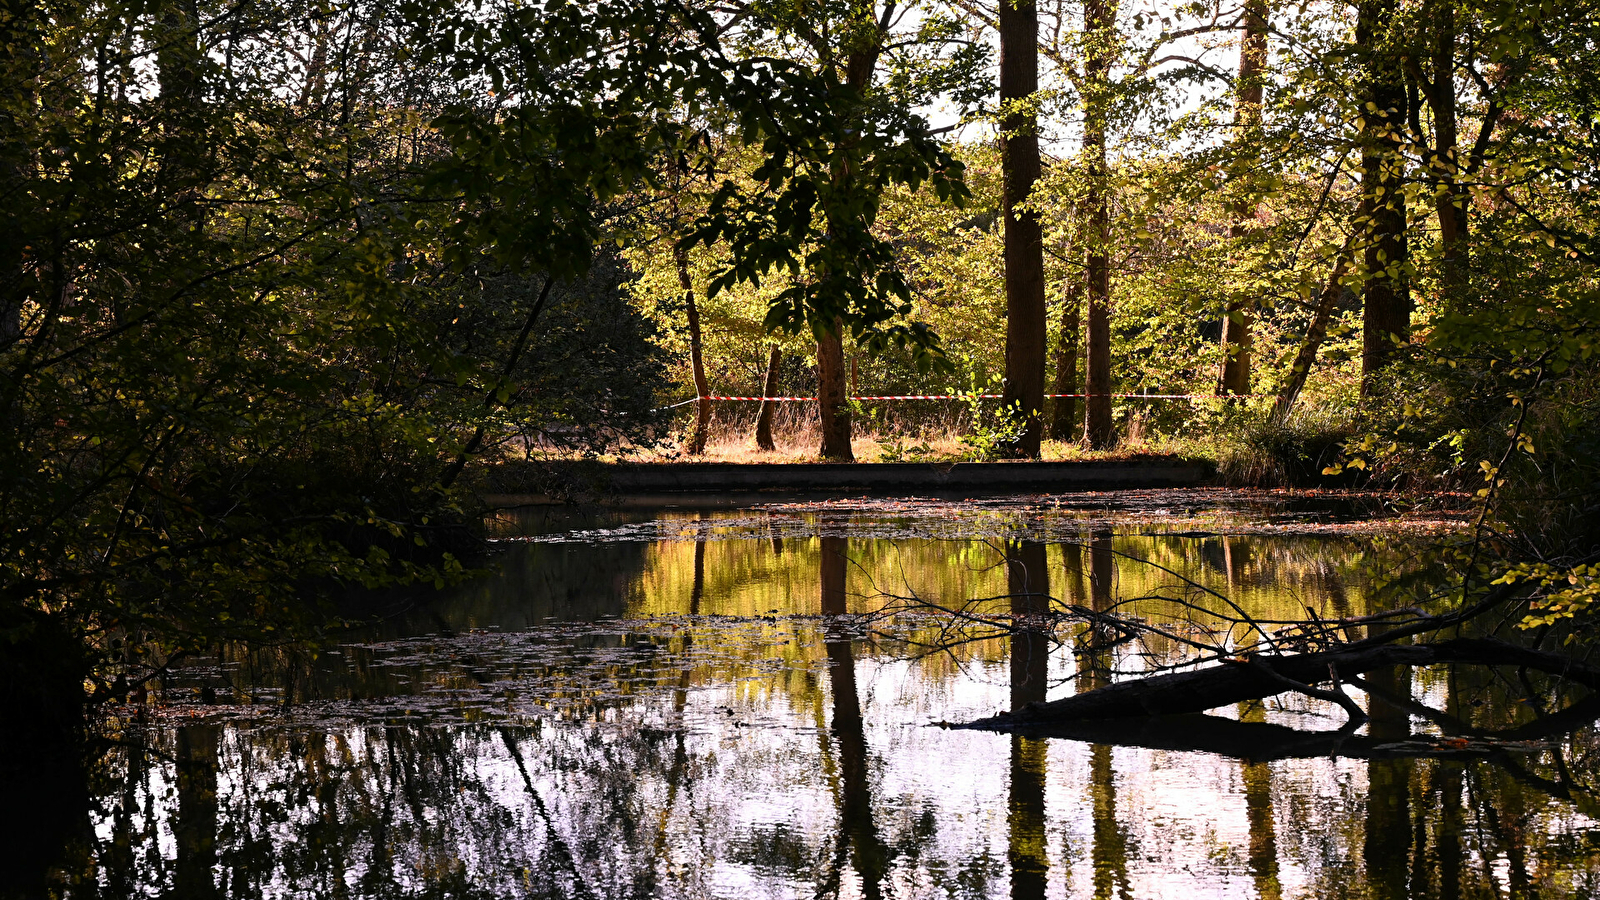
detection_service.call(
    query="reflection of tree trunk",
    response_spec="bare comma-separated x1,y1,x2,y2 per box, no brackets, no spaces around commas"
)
1474,765,1533,897
1008,539,1051,704
675,244,712,454
691,516,707,617
821,536,848,617
1238,701,1282,900
1007,540,1050,899
1058,540,1085,606
652,532,702,873
175,724,222,900
1008,734,1048,900
820,536,887,897
1222,538,1250,587
998,0,1046,458
1363,664,1412,900
817,324,854,461
1078,532,1115,690
1090,744,1130,900
1089,533,1114,611
754,344,782,451
1434,675,1464,898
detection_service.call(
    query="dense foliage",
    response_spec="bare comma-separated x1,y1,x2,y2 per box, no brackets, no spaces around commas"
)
0,0,962,691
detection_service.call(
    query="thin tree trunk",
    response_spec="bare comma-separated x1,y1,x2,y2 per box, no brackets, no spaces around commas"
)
1357,0,1411,394
817,322,853,460
1272,246,1354,422
754,344,781,451
1082,0,1117,449
1048,281,1080,442
675,244,712,455
999,0,1046,458
1217,0,1268,397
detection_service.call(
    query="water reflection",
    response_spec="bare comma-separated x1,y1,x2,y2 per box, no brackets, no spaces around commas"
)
29,498,1600,898
1006,539,1049,900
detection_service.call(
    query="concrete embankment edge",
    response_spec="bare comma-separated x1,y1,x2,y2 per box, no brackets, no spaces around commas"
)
480,460,1215,507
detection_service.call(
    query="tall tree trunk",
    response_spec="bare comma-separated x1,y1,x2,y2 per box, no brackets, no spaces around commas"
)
998,0,1046,458
817,323,853,460
1082,0,1117,448
812,35,885,463
754,344,781,451
1217,0,1268,397
675,244,712,454
1048,281,1080,442
1429,0,1467,292
1357,0,1410,395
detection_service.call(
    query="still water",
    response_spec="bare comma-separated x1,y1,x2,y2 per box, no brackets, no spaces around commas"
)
67,492,1600,897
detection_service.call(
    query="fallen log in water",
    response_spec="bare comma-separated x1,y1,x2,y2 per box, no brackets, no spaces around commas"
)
961,638,1600,729
958,692,1600,763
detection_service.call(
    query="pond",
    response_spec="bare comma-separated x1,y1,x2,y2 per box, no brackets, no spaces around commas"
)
45,491,1600,898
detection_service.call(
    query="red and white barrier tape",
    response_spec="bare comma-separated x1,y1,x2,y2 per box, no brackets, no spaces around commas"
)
688,392,1270,402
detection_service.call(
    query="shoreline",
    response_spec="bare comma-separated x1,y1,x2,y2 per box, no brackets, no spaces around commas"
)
479,457,1217,506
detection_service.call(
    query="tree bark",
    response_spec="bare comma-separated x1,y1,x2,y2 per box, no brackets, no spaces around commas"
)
817,322,854,460
1082,0,1117,449
998,0,1046,458
754,344,781,451
1217,0,1268,397
812,30,885,463
1048,281,1080,442
1429,0,1467,292
675,244,712,455
1357,0,1411,395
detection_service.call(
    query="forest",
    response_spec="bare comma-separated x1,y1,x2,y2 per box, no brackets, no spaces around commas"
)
2,0,1599,877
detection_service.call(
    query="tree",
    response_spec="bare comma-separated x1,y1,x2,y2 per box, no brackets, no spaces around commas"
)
1080,0,1119,448
690,0,982,460
1355,0,1412,393
1216,0,1269,397
998,0,1048,457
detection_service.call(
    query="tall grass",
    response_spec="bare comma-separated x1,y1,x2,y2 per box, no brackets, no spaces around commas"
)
1207,405,1361,488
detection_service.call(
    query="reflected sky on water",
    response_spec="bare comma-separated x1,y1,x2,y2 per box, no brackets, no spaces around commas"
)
47,493,1600,898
